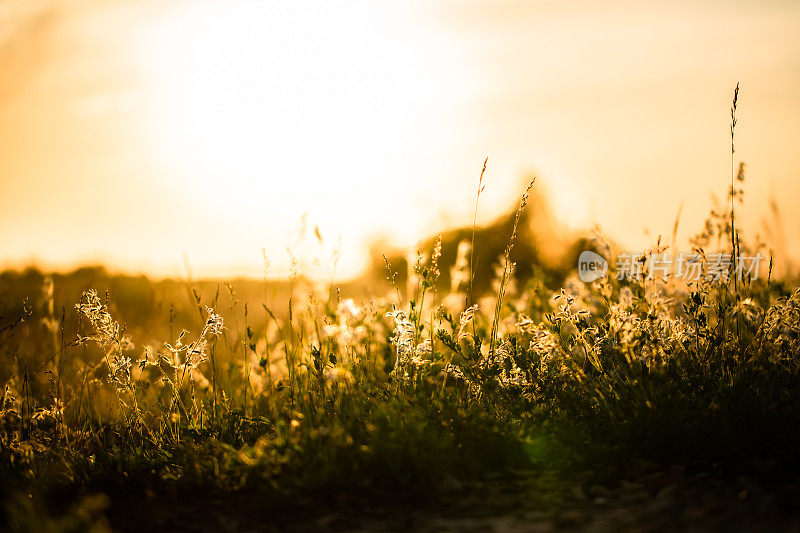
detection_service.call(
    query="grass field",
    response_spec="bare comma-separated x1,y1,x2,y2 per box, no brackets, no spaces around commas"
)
2,148,800,531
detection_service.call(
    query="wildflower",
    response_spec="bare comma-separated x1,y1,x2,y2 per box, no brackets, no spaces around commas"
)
165,307,224,373
386,310,415,378
75,290,139,390
203,306,225,337
457,304,478,342
75,290,121,347
430,236,442,285
414,339,432,357
759,289,800,367
529,327,562,372
110,355,132,386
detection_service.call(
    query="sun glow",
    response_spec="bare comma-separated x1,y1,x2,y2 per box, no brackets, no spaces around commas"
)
1,0,798,279
135,0,457,276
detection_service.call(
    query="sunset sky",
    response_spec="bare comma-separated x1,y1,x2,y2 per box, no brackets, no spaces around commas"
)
1,0,798,279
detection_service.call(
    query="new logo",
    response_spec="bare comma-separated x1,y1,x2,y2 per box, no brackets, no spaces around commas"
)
578,251,608,283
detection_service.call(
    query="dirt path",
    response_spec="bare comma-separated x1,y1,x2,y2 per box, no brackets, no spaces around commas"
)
105,468,800,532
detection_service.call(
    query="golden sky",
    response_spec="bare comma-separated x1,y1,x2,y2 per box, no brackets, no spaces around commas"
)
1,0,798,279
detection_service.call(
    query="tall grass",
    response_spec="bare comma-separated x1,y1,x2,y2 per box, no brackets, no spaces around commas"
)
1,86,800,527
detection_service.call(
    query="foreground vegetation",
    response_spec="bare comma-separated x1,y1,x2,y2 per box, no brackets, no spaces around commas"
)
2,95,800,529
2,177,800,530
